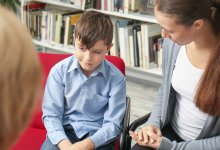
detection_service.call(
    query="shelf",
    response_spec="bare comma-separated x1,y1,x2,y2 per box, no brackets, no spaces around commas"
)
87,9,158,23
25,0,83,10
33,40,74,54
126,66,162,86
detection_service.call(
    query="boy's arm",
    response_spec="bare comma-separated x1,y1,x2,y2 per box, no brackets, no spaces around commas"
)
42,68,68,145
89,76,126,148
58,139,72,149
69,139,95,150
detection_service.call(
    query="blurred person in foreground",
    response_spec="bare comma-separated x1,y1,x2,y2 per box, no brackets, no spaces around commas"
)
0,6,42,150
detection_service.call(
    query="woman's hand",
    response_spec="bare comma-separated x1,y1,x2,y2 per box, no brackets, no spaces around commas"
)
129,125,162,149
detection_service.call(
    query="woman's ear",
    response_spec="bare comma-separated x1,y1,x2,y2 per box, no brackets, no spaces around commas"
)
193,19,205,30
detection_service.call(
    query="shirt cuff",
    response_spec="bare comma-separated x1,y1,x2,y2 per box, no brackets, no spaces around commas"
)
47,130,68,145
89,132,106,148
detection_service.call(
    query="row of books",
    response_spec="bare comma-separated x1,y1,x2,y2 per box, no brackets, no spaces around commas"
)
111,18,162,69
85,0,154,14
43,0,155,15
23,3,82,49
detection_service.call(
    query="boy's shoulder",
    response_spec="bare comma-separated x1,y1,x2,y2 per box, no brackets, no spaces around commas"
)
103,59,125,78
50,55,76,73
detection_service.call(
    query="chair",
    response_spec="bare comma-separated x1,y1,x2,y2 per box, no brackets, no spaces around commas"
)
10,53,130,150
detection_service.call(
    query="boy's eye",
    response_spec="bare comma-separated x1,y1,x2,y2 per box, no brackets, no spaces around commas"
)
94,51,101,54
79,47,86,51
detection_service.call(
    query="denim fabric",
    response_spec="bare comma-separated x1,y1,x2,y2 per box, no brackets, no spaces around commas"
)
41,124,115,150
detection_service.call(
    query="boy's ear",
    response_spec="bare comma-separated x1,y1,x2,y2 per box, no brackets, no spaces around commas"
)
106,44,113,53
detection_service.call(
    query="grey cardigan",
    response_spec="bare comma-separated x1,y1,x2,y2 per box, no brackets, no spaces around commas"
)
146,38,220,150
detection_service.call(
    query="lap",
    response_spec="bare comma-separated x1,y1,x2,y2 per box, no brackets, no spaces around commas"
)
131,144,153,150
96,140,116,150
41,137,116,150
40,137,59,150
41,124,116,150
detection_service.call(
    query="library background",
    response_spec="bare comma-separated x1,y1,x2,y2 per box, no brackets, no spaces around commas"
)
20,0,161,128
20,0,161,148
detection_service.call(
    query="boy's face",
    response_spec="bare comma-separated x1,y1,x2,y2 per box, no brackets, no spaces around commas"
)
75,38,112,77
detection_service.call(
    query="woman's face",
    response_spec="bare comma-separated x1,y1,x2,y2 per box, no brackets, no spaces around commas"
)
154,8,195,45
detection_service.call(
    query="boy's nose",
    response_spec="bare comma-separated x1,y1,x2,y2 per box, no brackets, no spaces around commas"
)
84,51,92,60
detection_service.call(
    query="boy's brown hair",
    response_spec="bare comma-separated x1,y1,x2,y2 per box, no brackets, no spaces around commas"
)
74,11,113,49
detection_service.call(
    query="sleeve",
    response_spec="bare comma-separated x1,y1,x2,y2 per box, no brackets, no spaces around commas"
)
89,76,126,148
145,85,164,128
145,38,170,128
158,135,220,150
42,67,67,145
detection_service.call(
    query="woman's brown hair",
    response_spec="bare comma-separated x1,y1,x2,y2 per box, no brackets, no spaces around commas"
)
0,6,41,149
155,0,220,115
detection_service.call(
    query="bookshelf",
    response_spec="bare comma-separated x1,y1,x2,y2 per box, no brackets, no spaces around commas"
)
21,0,162,85
87,8,158,23
33,39,74,53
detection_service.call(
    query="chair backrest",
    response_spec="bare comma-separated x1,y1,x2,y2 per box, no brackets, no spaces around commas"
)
30,53,125,132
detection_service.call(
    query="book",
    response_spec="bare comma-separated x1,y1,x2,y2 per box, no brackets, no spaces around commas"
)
141,23,161,69
139,0,154,15
133,25,141,67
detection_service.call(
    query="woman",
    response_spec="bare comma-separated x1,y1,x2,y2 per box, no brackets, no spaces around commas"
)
130,0,220,149
0,6,41,150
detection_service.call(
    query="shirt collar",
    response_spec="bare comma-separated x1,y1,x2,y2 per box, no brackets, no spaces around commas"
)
68,56,79,71
92,60,107,79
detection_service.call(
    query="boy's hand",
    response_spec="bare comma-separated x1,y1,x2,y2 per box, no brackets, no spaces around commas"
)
58,139,72,150
70,138,95,150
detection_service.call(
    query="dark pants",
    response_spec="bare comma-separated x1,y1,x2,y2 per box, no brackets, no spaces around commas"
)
131,123,183,150
41,124,115,150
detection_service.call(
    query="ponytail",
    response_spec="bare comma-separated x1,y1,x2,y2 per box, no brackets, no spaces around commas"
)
211,0,220,34
195,0,220,115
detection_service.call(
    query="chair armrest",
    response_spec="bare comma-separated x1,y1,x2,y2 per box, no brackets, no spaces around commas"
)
125,113,151,150
129,113,151,131
120,96,131,150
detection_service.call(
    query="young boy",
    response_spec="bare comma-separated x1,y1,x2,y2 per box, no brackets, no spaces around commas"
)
41,11,126,150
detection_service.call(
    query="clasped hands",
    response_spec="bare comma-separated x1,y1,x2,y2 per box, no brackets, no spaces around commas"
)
129,125,162,149
58,138,95,150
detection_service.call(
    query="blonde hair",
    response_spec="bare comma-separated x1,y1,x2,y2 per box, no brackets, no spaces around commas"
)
0,6,41,149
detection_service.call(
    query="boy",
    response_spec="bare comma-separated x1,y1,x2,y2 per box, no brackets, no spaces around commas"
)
41,11,126,150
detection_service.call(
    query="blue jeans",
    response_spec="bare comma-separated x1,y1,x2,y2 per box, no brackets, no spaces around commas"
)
41,124,115,150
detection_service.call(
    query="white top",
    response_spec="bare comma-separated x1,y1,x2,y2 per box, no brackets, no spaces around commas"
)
171,46,208,140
